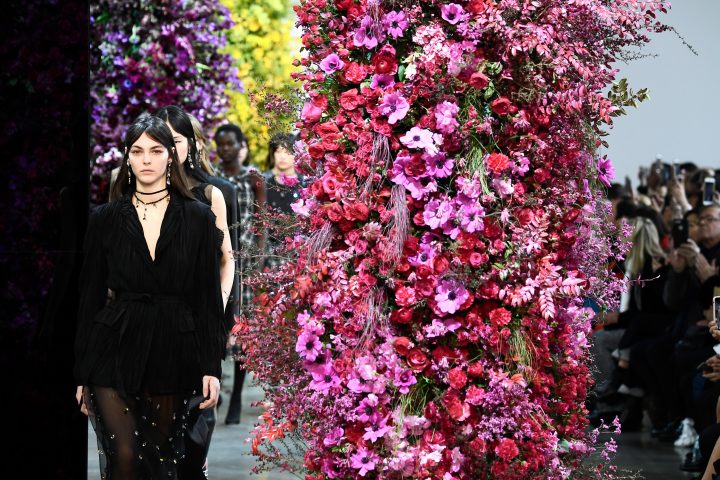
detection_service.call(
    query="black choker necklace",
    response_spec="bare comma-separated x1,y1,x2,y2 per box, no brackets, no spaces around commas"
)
135,188,167,195
133,193,170,221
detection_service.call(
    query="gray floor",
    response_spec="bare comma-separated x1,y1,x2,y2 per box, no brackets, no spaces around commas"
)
87,361,703,479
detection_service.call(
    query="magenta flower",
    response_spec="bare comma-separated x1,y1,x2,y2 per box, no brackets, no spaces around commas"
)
353,16,383,49
309,364,341,395
370,74,395,90
459,203,485,233
435,101,460,134
379,92,410,124
435,279,469,314
440,4,467,25
295,331,323,361
350,447,379,476
393,368,417,394
425,153,454,178
383,11,408,39
597,156,615,186
320,53,345,74
423,197,453,230
323,427,345,447
355,393,380,422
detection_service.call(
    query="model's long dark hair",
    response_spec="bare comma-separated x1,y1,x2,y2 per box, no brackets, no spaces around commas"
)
110,113,194,201
154,105,210,185
266,132,296,170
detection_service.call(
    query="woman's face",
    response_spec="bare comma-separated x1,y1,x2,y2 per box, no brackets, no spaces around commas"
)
273,146,295,172
687,213,701,242
167,122,189,164
128,133,170,186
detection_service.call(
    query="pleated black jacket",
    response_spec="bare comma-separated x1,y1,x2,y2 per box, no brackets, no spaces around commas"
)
74,191,226,395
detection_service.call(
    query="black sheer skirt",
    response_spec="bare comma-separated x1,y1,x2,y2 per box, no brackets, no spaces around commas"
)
84,386,206,479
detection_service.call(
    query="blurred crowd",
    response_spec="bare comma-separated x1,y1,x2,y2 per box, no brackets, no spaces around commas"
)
589,157,720,477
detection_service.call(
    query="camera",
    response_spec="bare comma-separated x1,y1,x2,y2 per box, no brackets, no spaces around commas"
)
671,218,688,247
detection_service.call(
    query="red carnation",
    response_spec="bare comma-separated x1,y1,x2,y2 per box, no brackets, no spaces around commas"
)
495,438,520,462
488,307,512,327
391,308,414,324
345,202,369,221
395,286,417,307
465,385,485,405
486,152,510,174
308,142,326,160
344,62,368,83
516,208,534,226
448,367,467,390
467,362,484,378
339,89,364,111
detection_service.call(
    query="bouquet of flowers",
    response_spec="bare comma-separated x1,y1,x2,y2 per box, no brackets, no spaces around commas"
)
238,1,668,478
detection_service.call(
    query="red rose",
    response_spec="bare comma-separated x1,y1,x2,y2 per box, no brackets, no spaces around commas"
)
344,62,368,83
308,142,326,160
465,385,485,405
442,392,470,421
404,154,426,176
321,133,342,151
371,45,398,74
394,286,416,307
333,357,349,375
467,362,484,378
321,172,341,197
488,307,512,327
468,71,489,89
313,121,339,136
394,336,412,356
483,221,503,239
469,252,488,267
403,235,419,255
406,348,429,372
466,0,491,14
448,367,467,390
490,97,517,116
414,277,435,297
416,264,433,279
433,256,449,274
339,89,364,111
422,429,446,445
301,101,322,123
391,307,413,324
468,437,487,455
345,202,369,221
310,93,328,110
495,438,520,462
486,152,510,174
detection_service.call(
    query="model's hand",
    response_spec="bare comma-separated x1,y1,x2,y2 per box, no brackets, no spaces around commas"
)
709,321,720,342
200,375,220,410
76,385,89,416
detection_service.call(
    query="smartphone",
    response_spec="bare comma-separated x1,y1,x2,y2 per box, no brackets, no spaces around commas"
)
672,218,689,247
673,160,681,178
714,296,720,327
704,177,716,206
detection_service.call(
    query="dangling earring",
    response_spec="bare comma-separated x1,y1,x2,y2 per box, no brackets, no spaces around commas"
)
187,152,194,169
127,160,132,185
167,161,171,185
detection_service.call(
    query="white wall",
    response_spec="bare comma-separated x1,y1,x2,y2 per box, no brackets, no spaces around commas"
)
603,0,720,186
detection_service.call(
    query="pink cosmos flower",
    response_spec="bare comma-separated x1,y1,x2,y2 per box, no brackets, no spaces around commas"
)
319,53,345,74
435,279,469,314
353,16,383,49
379,92,410,124
370,73,395,90
597,156,615,186
435,101,459,134
383,11,408,39
296,331,323,361
350,447,379,476
440,4,468,25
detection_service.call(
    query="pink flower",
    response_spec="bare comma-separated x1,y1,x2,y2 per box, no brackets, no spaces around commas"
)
597,156,615,186
309,364,341,395
301,101,322,122
355,393,380,422
323,427,345,447
319,53,345,74
379,92,410,124
296,332,323,361
495,438,520,462
353,16,383,49
422,198,453,230
393,368,417,394
400,127,441,154
350,447,379,476
363,417,392,443
383,11,408,39
370,74,395,90
435,101,459,134
425,153,454,178
435,279,469,314
440,4,467,25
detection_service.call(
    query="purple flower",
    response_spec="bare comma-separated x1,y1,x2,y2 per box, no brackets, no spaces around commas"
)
459,203,485,233
350,447,379,476
303,349,331,375
435,101,460,134
370,74,395,90
441,4,468,25
353,16,383,49
423,197,453,230
363,416,392,443
400,127,439,154
320,53,345,74
435,279,469,314
379,92,410,124
409,241,437,267
295,331,323,361
425,153,454,178
597,156,615,187
393,368,417,394
383,11,408,39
